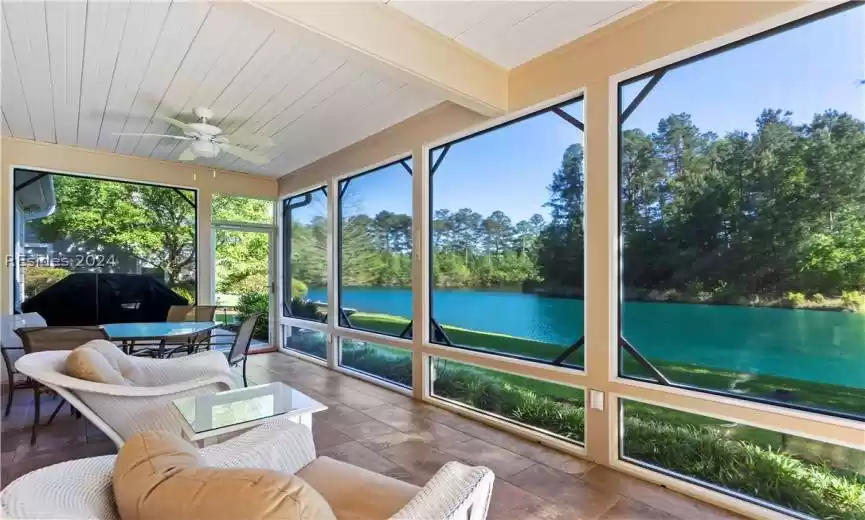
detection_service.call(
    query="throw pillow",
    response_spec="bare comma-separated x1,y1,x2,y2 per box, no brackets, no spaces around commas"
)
65,346,128,386
113,431,337,520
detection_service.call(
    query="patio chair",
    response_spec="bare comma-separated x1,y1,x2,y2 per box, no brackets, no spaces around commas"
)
1,417,495,520
13,326,109,445
224,313,262,387
14,345,235,447
0,313,47,417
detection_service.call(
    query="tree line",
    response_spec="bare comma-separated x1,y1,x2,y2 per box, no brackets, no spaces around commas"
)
291,108,865,303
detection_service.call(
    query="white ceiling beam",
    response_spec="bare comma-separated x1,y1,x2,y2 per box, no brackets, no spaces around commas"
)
245,1,508,116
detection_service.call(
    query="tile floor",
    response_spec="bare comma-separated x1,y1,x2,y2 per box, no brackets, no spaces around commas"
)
1,352,743,520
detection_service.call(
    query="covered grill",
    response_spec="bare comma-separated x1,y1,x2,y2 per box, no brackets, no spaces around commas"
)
20,273,188,326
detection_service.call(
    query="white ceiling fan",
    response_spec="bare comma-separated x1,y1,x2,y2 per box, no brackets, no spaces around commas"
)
115,107,273,165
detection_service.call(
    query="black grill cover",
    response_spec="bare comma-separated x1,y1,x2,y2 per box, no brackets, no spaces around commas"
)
21,273,189,326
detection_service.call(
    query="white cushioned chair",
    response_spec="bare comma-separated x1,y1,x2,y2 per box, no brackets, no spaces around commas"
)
14,345,235,447
1,418,495,520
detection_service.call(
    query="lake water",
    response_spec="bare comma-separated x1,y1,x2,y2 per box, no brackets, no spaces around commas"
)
306,287,865,388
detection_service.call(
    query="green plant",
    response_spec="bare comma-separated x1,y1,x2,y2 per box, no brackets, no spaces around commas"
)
236,291,269,340
811,293,826,304
172,286,194,304
841,291,865,312
785,291,807,308
292,278,309,299
22,266,70,298
290,297,325,321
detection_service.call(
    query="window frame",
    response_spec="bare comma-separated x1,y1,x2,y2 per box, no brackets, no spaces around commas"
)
426,94,588,370
281,185,328,323
335,155,414,339
10,166,200,308
614,0,865,422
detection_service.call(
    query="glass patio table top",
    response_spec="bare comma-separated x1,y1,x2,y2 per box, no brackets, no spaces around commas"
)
100,321,217,341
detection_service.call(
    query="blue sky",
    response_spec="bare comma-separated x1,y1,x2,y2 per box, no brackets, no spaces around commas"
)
322,5,863,224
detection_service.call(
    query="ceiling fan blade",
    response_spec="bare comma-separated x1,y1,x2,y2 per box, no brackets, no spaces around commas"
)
113,132,191,140
220,143,269,166
156,115,195,133
221,133,274,147
178,146,196,161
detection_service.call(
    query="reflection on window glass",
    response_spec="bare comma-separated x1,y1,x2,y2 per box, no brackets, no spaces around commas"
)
621,399,865,519
12,170,197,319
283,188,327,321
429,98,585,367
213,194,273,224
338,159,413,337
617,3,865,419
340,338,412,388
431,357,585,444
283,325,327,360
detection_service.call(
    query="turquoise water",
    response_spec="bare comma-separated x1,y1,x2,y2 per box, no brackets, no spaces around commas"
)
307,287,865,388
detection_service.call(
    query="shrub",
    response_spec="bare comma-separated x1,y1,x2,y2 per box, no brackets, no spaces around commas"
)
785,291,807,308
22,266,69,298
236,291,269,340
343,348,864,520
811,293,826,304
292,278,309,299
172,286,194,304
841,291,865,312
290,297,325,321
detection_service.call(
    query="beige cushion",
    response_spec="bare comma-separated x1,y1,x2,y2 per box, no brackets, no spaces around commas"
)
297,456,419,520
65,347,128,385
83,340,140,381
113,431,337,520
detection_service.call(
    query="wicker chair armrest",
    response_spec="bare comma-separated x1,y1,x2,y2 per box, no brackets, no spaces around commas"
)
391,462,494,520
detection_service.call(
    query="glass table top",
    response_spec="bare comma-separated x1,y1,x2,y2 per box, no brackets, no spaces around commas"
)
172,382,327,434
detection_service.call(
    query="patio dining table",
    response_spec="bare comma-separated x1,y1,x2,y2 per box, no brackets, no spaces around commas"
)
101,321,218,358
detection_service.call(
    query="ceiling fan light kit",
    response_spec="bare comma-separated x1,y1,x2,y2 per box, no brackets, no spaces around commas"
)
113,106,274,165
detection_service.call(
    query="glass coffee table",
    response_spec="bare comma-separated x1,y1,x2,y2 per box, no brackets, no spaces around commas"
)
171,382,327,445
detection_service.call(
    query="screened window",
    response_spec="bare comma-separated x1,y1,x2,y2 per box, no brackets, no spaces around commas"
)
429,97,586,367
337,159,413,337
282,187,327,321
431,357,585,445
12,169,197,312
213,193,273,224
620,399,865,519
283,325,327,360
617,3,865,420
340,338,412,389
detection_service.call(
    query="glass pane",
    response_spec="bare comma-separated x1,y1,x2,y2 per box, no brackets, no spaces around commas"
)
215,229,270,341
213,194,273,224
430,98,585,367
12,170,197,320
338,160,412,337
620,399,865,519
284,188,327,321
283,324,327,360
618,3,865,418
430,357,585,444
340,338,412,388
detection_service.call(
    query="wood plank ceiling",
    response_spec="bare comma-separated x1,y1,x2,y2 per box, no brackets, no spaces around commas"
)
1,1,442,177
389,1,647,68
2,1,649,178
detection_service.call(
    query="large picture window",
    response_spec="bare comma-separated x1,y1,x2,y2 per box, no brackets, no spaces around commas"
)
282,187,327,322
337,159,413,338
429,97,586,367
617,3,865,420
12,169,198,319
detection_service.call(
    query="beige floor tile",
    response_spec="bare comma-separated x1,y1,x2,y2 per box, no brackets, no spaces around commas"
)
443,438,536,478
318,441,401,474
507,464,621,519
